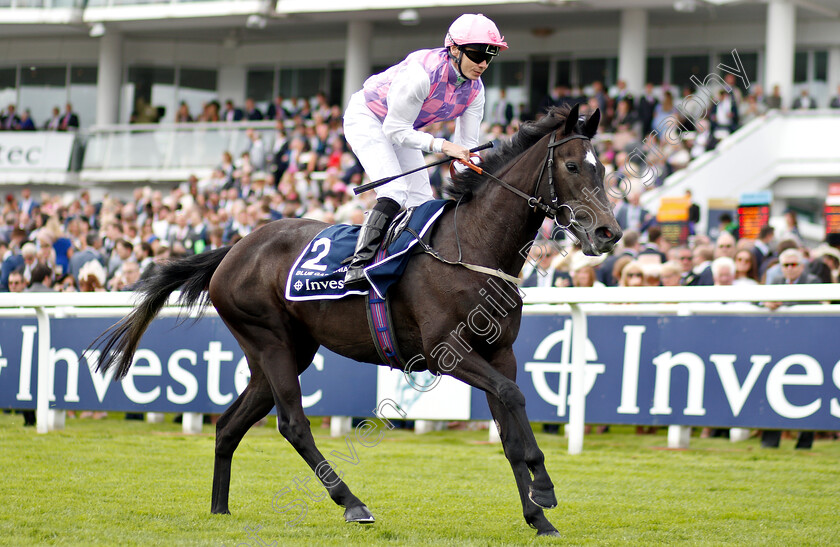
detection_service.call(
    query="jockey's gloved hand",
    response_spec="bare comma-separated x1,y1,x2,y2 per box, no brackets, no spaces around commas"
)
449,153,483,177
441,140,471,162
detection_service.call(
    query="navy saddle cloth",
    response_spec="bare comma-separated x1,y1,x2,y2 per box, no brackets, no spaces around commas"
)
285,199,451,301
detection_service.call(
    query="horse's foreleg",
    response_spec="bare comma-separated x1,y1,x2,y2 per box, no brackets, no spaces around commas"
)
211,380,275,514
443,352,557,512
486,392,559,536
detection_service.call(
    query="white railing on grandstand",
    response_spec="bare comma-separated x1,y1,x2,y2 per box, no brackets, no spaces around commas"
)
0,0,82,8
2,284,840,451
80,120,279,181
85,0,249,5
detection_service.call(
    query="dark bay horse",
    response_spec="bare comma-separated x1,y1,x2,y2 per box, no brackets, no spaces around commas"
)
95,104,621,537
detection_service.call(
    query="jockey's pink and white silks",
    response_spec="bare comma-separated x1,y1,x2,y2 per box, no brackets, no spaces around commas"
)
362,48,483,129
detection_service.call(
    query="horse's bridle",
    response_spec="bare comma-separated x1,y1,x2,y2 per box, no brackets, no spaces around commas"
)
534,132,591,220
415,131,592,286
471,131,590,221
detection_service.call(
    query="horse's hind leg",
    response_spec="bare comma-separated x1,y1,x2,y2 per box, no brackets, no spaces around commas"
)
486,393,559,537
211,369,275,514
238,323,374,524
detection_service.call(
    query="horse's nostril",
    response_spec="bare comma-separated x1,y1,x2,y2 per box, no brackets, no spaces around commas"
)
595,226,620,245
595,227,608,241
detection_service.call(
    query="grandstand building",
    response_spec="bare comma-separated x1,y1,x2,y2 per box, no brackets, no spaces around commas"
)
1,0,839,237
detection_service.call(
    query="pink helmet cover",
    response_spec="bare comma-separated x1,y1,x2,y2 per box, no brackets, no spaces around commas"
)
444,13,508,50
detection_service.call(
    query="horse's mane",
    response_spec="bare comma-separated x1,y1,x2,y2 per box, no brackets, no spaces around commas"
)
445,104,575,202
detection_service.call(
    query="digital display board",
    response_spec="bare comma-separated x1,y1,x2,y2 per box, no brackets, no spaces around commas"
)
738,204,770,239
738,191,772,240
826,183,840,235
656,197,690,245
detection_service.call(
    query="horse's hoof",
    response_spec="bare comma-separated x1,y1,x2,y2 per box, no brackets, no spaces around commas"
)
211,508,231,515
528,486,558,509
344,505,375,524
536,528,561,537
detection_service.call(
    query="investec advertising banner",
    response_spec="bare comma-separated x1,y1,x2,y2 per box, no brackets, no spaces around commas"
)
1,315,838,430
0,132,75,171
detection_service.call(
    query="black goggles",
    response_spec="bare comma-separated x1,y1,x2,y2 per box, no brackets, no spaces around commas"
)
458,44,499,65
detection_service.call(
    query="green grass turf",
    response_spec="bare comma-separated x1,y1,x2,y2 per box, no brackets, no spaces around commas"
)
1,413,839,546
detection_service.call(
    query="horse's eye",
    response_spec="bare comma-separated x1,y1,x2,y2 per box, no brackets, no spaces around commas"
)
566,162,578,174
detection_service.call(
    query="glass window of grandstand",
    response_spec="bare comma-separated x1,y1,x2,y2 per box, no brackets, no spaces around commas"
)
0,68,16,112
670,55,709,91
483,60,525,125
814,51,828,82
177,68,217,123
246,69,275,113
793,50,829,105
278,68,295,99
274,68,327,111
297,68,325,102
529,59,549,117
69,66,97,130
554,60,572,88
329,67,344,109
646,56,665,87
794,51,808,84
577,57,616,89
19,66,67,130
127,66,175,123
715,51,756,93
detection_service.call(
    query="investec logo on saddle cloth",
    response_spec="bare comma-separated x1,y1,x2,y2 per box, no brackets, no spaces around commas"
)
285,200,451,301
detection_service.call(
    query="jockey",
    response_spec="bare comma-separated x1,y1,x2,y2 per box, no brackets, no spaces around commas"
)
343,13,507,289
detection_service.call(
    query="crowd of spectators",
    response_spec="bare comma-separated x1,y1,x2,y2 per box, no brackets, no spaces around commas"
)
524,221,839,293
3,79,840,298
0,89,373,293
0,102,79,131
526,78,840,198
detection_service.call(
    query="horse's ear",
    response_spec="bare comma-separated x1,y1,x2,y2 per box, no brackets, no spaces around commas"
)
583,108,601,138
564,103,581,135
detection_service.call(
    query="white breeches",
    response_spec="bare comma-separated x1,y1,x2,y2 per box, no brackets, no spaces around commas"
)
343,94,434,208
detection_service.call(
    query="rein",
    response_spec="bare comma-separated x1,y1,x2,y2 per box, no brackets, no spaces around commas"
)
456,131,590,220
411,131,590,286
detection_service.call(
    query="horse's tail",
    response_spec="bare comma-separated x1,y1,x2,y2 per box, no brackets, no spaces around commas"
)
94,246,233,379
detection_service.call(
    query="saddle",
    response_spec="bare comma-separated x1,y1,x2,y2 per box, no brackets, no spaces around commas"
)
285,199,452,302
382,207,414,250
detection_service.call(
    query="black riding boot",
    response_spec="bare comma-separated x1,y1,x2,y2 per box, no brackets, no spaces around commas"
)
344,199,400,289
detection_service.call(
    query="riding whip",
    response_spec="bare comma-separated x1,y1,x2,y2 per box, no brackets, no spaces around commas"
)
353,142,494,195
